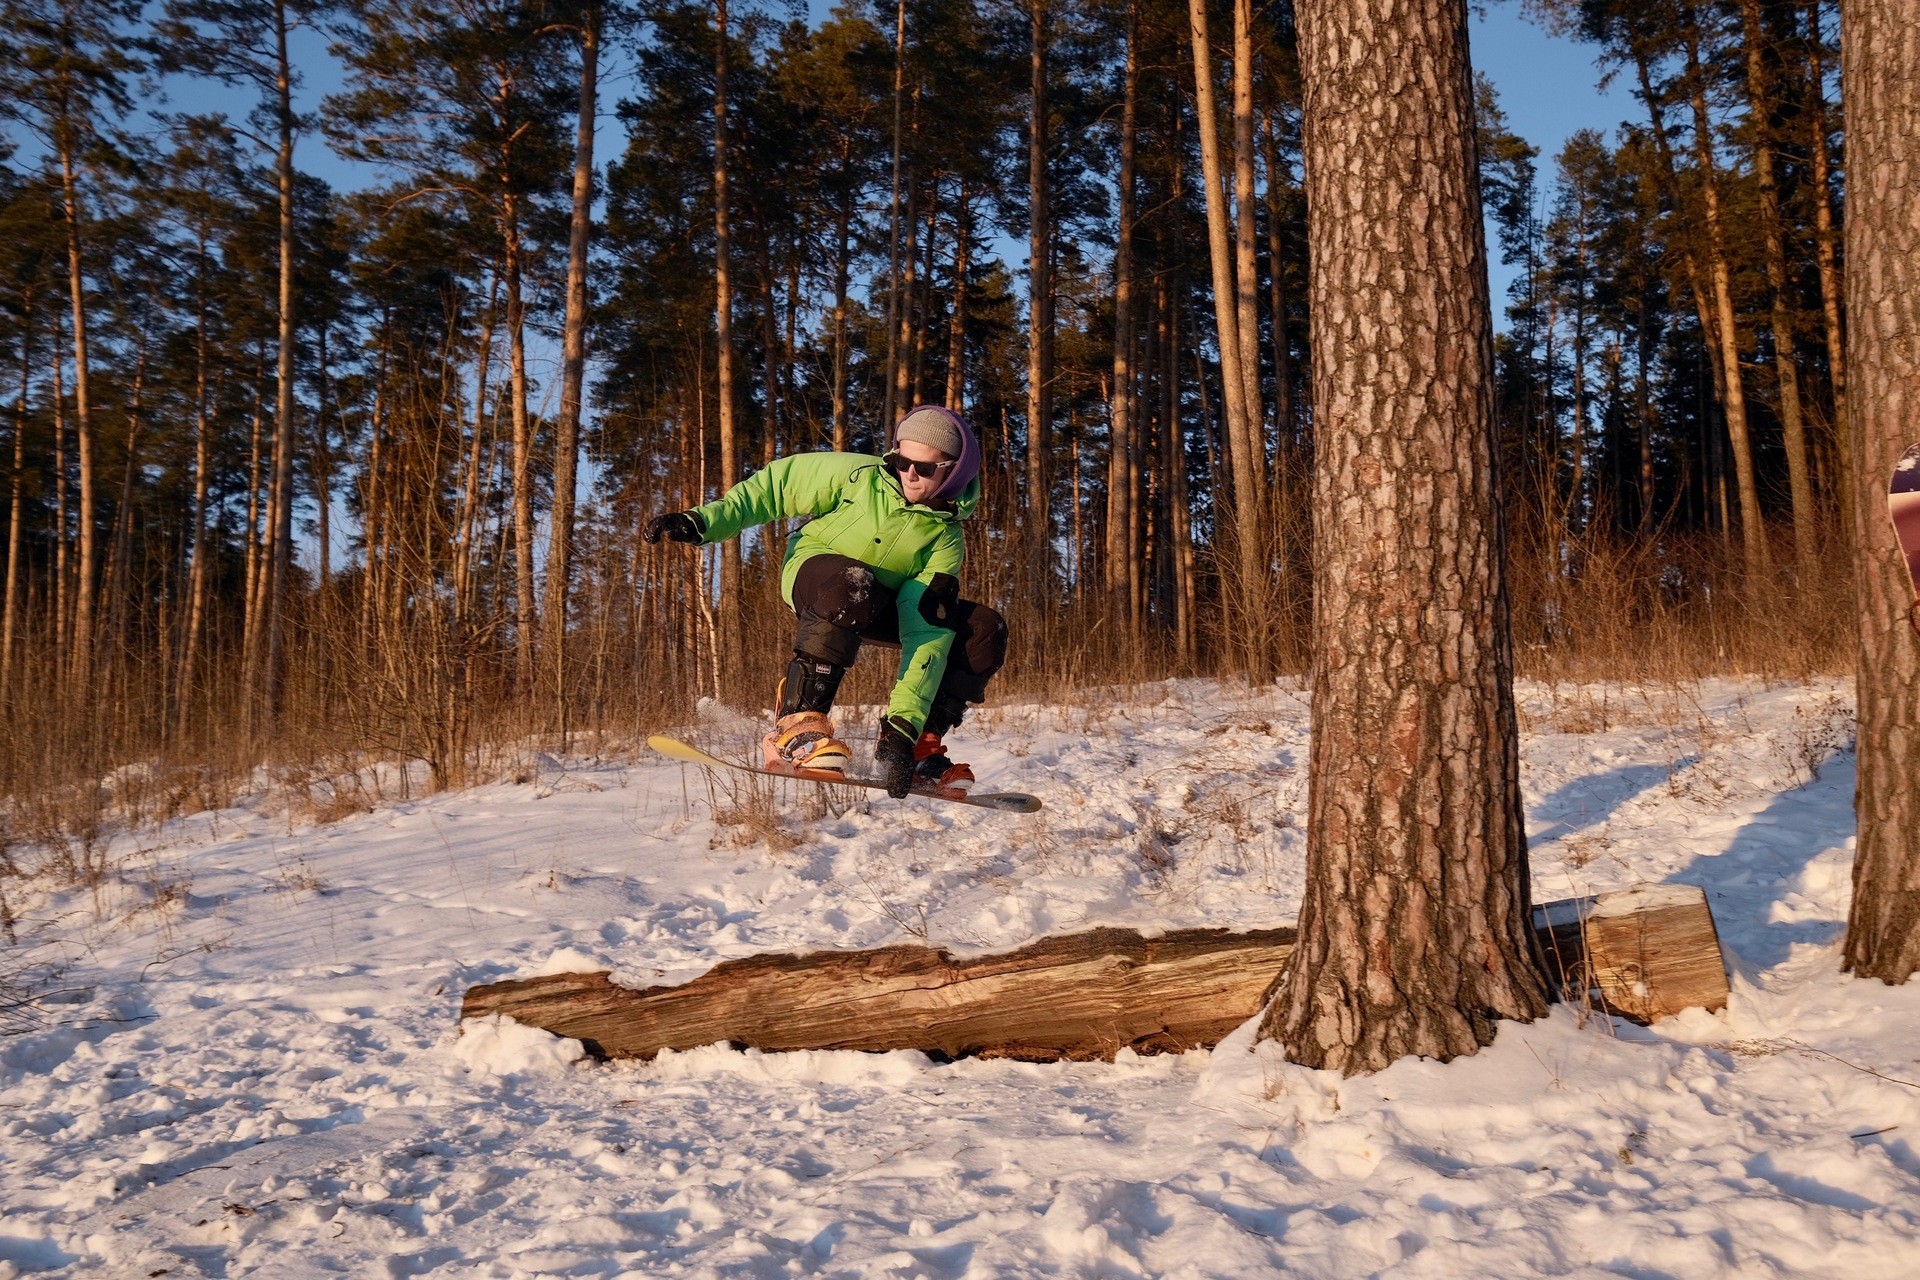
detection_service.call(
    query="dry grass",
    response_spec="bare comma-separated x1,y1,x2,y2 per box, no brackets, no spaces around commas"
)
0,518,1853,920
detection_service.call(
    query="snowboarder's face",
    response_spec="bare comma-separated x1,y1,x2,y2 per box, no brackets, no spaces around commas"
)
892,439,956,505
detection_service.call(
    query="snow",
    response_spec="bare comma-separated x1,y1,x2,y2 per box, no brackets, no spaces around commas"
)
3,678,1918,1277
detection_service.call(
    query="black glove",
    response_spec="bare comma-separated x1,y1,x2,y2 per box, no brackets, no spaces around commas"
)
644,511,703,545
875,716,918,799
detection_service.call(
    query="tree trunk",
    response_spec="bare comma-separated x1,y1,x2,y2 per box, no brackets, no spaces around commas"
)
262,0,297,723
1636,294,1656,532
1168,290,1195,666
1267,0,1550,1073
241,345,266,672
1,294,29,705
1806,0,1849,531
52,343,67,666
57,143,96,697
713,0,742,688
1264,110,1295,447
1105,2,1138,626
759,228,785,467
1026,0,1052,591
831,160,853,452
1739,0,1816,583
453,276,499,622
945,181,970,412
545,5,600,732
1629,44,1737,539
1682,10,1769,577
910,171,936,408
882,0,907,432
1840,0,1920,984
1189,0,1265,679
505,192,539,694
1230,0,1265,457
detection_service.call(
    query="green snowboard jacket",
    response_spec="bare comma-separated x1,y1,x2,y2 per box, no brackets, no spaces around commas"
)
689,451,983,733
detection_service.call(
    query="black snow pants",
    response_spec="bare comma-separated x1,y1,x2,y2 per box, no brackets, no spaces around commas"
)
788,553,1008,734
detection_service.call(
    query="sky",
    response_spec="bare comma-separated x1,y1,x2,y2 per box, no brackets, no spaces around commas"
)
1468,2,1623,304
131,0,1629,570
162,0,1623,314
127,0,1629,449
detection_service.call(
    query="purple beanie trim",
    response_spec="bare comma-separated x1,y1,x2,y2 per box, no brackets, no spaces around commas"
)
895,405,980,501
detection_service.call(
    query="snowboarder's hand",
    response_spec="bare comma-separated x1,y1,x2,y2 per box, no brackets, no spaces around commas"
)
645,511,703,545
875,716,918,799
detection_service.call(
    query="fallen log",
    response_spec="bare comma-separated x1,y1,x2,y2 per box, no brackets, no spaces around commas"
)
461,883,1727,1063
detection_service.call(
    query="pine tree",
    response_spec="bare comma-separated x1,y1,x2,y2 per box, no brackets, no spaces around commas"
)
1840,0,1920,984
1266,0,1549,1073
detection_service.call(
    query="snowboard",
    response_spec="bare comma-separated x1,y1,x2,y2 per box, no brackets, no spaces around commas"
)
646,735,1043,813
1892,444,1920,605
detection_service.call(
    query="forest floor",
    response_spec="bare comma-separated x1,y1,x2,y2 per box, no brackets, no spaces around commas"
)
4,676,1919,1278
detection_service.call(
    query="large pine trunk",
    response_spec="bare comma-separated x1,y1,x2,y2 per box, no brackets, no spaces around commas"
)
1265,0,1550,1073
1840,0,1920,983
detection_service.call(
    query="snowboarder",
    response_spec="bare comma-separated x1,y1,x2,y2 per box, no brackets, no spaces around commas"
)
644,406,1007,799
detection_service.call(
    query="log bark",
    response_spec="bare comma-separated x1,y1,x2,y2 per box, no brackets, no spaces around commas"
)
461,887,1727,1063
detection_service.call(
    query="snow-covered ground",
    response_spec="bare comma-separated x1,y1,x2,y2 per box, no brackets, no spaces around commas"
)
4,678,1919,1278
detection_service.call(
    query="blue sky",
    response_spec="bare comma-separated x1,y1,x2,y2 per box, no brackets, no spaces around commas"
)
160,1,1622,330
1469,2,1622,303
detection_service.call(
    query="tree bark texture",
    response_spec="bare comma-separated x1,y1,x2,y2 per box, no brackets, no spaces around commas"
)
461,887,1725,1064
1841,0,1920,984
1266,0,1550,1073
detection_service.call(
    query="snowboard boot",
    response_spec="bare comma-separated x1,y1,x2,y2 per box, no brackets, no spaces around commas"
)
765,655,852,772
912,731,975,793
763,711,853,774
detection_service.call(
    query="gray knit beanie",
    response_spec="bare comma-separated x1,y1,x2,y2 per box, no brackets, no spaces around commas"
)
893,406,964,460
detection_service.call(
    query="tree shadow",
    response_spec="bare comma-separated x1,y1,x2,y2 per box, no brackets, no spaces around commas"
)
1527,760,1688,845
1660,755,1855,974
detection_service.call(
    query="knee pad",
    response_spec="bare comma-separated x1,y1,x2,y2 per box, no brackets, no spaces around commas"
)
965,606,1009,676
792,616,863,669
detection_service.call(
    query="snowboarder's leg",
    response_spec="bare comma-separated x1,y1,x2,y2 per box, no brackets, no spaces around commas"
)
767,557,897,772
914,601,1009,790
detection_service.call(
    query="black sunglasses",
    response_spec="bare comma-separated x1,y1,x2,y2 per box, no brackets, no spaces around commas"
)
885,451,958,479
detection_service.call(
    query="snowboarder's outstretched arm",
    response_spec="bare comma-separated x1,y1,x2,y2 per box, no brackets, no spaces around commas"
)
649,453,866,546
